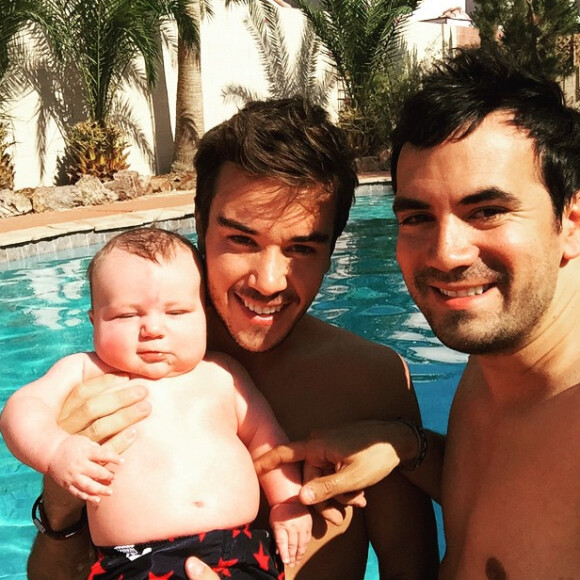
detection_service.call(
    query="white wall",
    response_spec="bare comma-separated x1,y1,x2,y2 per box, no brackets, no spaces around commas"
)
409,0,467,21
7,1,334,190
403,0,485,67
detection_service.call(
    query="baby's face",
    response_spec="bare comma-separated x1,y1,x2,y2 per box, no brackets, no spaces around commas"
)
89,246,206,379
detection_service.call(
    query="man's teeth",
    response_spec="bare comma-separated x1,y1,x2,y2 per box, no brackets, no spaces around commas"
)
439,285,488,297
243,299,283,315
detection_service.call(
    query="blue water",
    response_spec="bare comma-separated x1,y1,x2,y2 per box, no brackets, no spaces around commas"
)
0,186,465,578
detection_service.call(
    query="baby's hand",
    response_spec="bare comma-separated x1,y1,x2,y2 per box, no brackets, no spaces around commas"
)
269,501,312,568
48,434,123,504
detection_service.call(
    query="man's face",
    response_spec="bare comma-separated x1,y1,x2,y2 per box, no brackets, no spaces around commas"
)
202,162,335,352
394,112,566,355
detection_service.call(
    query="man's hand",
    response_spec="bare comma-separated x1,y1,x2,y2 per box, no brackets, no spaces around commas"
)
185,557,220,579
255,420,412,517
58,373,151,453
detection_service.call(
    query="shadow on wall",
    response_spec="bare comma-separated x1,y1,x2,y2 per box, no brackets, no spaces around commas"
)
9,37,175,188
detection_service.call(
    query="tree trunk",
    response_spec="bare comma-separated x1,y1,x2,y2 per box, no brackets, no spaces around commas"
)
172,1,204,173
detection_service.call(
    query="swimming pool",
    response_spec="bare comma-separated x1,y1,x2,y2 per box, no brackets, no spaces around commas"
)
0,186,465,578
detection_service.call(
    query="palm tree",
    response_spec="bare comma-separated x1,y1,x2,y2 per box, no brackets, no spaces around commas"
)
293,0,419,154
41,0,199,181
44,0,199,124
221,0,335,108
172,0,210,172
0,0,48,83
472,0,580,80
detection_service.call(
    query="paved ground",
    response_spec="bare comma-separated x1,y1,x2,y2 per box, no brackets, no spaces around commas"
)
0,191,194,234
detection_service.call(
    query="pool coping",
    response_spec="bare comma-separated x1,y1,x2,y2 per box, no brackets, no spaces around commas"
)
0,174,391,264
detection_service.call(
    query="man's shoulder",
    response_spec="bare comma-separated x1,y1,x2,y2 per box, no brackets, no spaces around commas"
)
299,313,374,343
261,317,417,436
299,315,400,357
285,316,408,394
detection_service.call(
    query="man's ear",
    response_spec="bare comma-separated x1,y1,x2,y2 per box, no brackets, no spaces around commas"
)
562,191,580,261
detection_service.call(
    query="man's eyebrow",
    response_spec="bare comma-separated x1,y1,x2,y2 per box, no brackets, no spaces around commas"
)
217,216,256,234
291,232,331,244
460,188,520,206
393,187,519,213
392,196,429,213
217,215,330,243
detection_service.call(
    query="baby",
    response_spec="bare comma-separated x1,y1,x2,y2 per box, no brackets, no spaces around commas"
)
1,227,311,579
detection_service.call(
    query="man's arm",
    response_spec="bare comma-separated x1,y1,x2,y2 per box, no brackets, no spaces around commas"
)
255,419,443,577
27,374,151,580
27,477,94,580
28,488,222,580
255,420,445,505
402,428,445,504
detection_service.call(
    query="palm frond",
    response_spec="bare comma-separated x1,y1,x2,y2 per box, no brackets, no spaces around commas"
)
110,96,155,171
221,83,263,106
262,0,293,95
39,0,200,124
294,0,419,111
223,0,335,107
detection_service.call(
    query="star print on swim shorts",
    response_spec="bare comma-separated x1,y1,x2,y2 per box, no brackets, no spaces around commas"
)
90,525,284,579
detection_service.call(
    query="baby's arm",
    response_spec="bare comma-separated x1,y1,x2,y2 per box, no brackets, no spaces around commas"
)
0,353,122,503
228,359,312,567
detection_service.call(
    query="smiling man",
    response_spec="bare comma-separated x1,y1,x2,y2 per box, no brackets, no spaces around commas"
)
392,71,580,576
26,98,438,580
199,161,336,354
254,49,580,580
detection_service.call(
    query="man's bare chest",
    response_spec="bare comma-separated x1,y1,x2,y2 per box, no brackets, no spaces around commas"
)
443,402,580,579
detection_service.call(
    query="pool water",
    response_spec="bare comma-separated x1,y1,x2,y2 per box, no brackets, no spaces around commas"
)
0,186,465,578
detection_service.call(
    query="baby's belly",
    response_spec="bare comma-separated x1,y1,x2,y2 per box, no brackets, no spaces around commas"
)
89,431,261,546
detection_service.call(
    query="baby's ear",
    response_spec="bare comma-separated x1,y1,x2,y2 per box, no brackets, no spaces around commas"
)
88,310,95,326
562,191,580,261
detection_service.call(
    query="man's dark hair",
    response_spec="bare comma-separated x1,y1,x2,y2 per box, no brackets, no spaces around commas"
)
194,97,358,250
391,47,580,221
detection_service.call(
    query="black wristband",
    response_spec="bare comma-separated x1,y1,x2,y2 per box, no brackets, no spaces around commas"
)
32,494,87,540
397,418,428,471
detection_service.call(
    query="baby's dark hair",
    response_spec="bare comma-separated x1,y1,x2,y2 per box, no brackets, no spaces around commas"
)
87,227,203,302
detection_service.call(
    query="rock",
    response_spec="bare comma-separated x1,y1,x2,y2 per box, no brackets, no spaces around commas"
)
76,175,118,205
0,188,33,217
173,171,196,191
32,185,82,212
356,156,385,174
149,171,196,193
31,179,120,213
104,170,152,200
149,174,174,193
16,187,35,199
1,169,192,218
